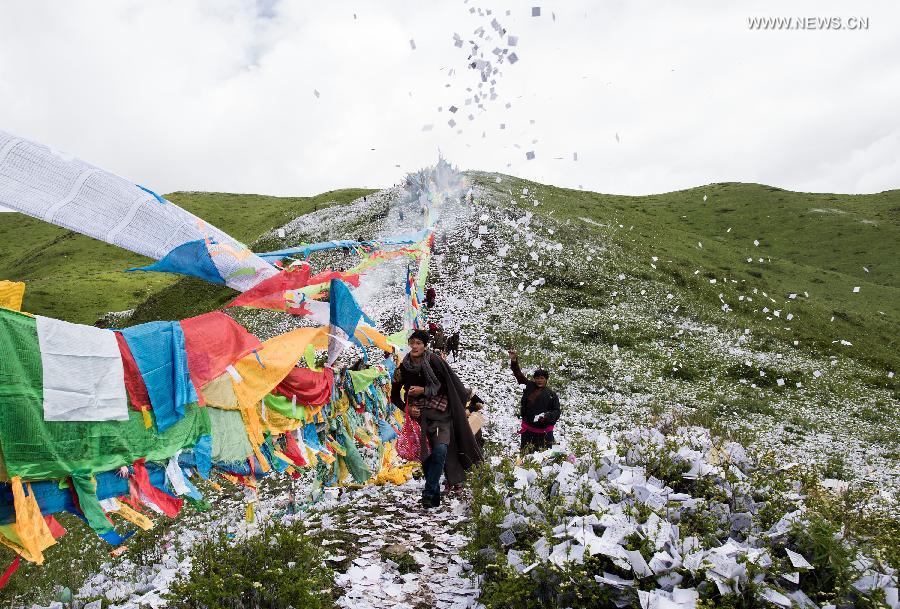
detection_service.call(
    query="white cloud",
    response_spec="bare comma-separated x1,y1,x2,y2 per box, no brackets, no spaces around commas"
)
0,0,898,200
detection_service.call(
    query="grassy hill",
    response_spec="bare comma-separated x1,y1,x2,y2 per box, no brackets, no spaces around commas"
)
1,179,894,370
2,174,898,607
473,175,899,373
2,179,894,370
0,189,375,324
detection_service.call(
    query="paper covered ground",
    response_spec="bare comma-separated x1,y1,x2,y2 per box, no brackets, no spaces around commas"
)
5,171,898,609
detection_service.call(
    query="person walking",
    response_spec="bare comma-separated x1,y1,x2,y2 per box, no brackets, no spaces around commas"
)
392,330,483,508
431,325,447,354
465,390,486,450
445,330,460,361
509,350,560,453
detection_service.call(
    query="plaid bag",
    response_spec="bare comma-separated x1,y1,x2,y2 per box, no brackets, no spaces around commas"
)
426,394,449,412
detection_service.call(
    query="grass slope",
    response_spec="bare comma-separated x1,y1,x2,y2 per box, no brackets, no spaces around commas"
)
2,174,898,606
0,189,374,324
473,174,899,372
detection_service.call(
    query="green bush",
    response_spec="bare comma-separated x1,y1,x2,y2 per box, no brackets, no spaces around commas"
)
820,454,848,481
165,520,336,609
478,560,619,609
789,513,857,605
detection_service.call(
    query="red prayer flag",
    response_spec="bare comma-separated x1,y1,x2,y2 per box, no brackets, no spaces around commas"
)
180,312,260,389
227,265,361,313
44,515,67,539
0,556,20,589
115,332,152,409
131,459,183,518
273,367,334,406
227,265,313,309
282,432,308,468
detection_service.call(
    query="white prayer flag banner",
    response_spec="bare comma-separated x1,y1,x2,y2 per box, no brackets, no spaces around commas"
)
35,315,129,422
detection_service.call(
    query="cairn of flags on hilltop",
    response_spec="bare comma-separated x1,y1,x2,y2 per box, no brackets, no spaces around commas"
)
0,131,470,570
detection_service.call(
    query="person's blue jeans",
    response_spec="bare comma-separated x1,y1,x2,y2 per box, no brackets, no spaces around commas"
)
423,442,449,496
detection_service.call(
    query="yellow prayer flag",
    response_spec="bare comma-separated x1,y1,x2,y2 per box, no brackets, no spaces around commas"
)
0,478,56,564
232,327,325,409
0,280,25,312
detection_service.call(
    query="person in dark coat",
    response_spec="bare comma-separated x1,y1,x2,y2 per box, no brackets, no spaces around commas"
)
509,350,561,453
445,331,460,361
425,286,437,308
465,390,486,450
431,326,447,353
391,330,483,508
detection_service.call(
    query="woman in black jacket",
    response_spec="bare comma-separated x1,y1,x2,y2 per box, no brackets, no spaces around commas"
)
392,330,483,508
509,350,561,453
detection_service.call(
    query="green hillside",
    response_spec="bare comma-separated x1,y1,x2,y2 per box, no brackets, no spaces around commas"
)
474,175,899,373
2,175,898,607
1,180,895,373
0,189,374,324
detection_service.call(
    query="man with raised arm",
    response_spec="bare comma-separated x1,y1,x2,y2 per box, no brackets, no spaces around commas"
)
509,349,561,453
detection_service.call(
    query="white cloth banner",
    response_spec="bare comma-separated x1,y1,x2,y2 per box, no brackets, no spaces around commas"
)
326,326,352,366
302,299,331,326
35,315,129,421
0,130,277,292
165,451,193,496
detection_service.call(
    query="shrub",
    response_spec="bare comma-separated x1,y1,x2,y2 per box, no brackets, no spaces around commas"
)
820,454,848,481
165,520,335,609
789,513,857,605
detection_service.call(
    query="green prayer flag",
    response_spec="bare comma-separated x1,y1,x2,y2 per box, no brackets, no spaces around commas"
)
387,329,410,348
206,407,254,463
0,309,210,480
348,368,382,394
70,471,114,535
262,394,307,421
303,344,320,371
338,427,371,484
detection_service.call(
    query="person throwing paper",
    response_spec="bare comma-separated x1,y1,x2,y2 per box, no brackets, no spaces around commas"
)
509,349,561,453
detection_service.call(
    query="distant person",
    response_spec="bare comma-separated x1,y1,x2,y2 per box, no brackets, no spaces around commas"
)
399,210,405,221
465,389,486,450
425,286,437,308
432,325,447,354
509,350,560,453
445,330,460,361
391,330,482,508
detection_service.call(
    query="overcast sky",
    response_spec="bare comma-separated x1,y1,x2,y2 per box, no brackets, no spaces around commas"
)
1,0,898,200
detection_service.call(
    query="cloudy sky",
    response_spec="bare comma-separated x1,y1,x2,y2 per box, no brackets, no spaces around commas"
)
1,0,898,198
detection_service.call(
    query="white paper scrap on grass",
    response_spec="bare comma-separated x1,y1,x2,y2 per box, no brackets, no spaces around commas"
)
785,548,813,569
36,315,128,422
760,587,792,607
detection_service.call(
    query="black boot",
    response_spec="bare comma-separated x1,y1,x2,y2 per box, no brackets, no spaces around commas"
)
421,491,442,509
